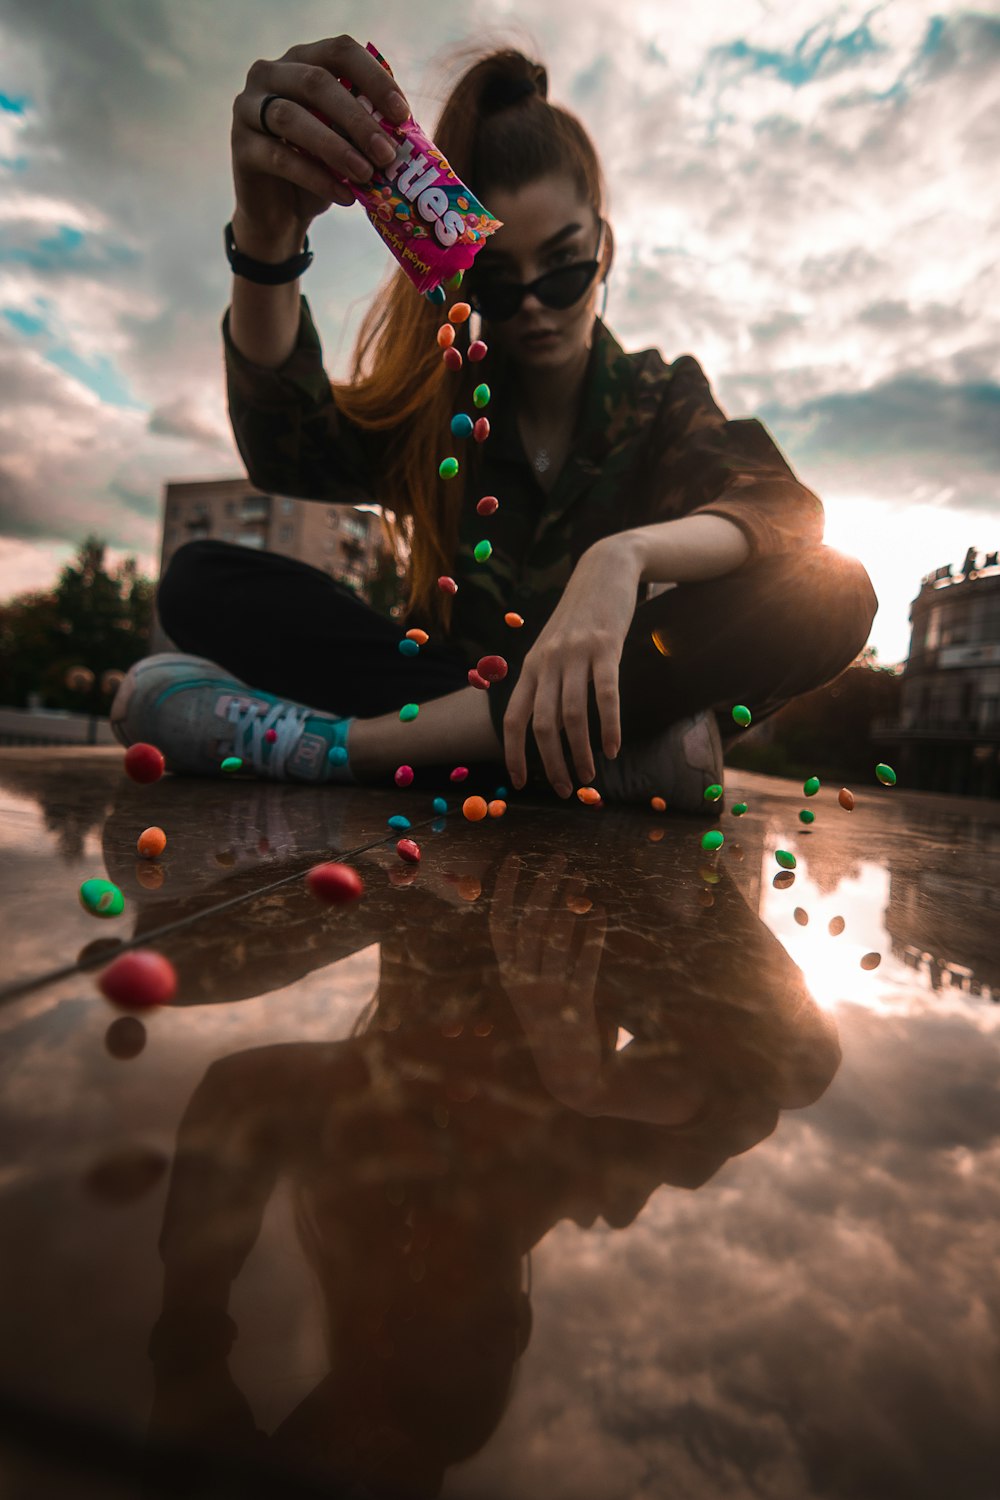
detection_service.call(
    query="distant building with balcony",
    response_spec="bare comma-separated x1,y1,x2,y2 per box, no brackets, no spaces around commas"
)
875,547,1000,798
151,478,391,653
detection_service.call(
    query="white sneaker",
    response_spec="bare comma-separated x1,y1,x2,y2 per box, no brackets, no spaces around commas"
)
594,709,724,811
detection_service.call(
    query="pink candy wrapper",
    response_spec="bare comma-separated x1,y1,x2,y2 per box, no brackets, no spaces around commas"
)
305,42,502,295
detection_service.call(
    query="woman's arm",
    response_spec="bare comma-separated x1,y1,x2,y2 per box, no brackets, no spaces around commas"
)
608,512,752,584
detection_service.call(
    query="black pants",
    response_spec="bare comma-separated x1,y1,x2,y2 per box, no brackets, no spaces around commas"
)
156,539,878,791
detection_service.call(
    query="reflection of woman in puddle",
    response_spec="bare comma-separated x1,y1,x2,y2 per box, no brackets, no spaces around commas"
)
146,833,840,1497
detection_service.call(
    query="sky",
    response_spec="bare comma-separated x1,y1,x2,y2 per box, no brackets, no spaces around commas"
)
0,0,996,667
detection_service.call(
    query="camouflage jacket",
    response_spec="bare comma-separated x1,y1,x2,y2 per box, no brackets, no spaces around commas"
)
223,295,824,659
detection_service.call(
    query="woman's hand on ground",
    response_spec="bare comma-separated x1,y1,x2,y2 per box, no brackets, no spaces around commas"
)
503,536,642,795
231,34,413,233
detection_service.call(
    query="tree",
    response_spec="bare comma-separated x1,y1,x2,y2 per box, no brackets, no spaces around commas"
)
0,535,155,710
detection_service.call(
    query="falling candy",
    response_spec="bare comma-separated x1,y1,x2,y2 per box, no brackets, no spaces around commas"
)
450,766,469,782
468,669,490,690
307,862,365,905
704,784,723,802
388,815,411,831
432,797,448,814
775,850,797,869
487,800,507,817
794,908,809,926
828,916,846,936
406,629,429,645
650,796,666,812
504,612,524,628
701,831,724,851
473,384,491,408
838,787,855,811
438,576,458,594
804,776,821,796
399,638,420,657
477,496,499,516
396,839,421,864
80,878,125,918
123,743,164,785
474,540,493,562
732,704,752,726
221,757,242,773
443,347,463,371
577,788,602,805
437,324,455,348
473,417,490,442
476,655,508,683
97,950,177,1009
136,827,166,859
463,796,489,822
448,301,471,324
450,413,474,438
394,765,414,788
875,763,896,786
439,457,459,479
468,340,488,362
860,951,882,970
731,802,748,816
798,809,815,824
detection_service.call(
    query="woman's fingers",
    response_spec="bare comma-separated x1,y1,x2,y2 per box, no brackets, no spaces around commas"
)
529,669,574,795
560,665,595,786
591,656,622,759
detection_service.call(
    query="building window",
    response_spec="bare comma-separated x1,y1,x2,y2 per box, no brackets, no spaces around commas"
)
225,500,235,516
241,532,266,549
281,497,294,514
241,493,271,522
279,523,293,542
222,528,235,542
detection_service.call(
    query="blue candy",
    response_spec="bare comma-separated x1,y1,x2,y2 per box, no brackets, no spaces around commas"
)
388,815,411,831
327,746,349,765
431,818,447,834
494,785,508,799
432,797,448,815
398,638,420,657
425,285,446,305
450,412,474,439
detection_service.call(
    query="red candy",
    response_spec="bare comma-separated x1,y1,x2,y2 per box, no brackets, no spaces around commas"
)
306,862,365,905
264,727,278,743
396,838,421,864
468,669,490,690
123,743,165,784
97,949,177,1009
476,655,508,683
468,340,488,362
473,417,490,442
443,347,463,371
450,766,469,782
394,765,414,788
437,576,458,594
476,496,499,516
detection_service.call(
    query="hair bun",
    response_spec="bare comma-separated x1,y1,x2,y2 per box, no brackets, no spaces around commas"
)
482,70,545,113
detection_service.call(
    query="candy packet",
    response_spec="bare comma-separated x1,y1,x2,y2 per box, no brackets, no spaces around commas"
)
305,42,502,295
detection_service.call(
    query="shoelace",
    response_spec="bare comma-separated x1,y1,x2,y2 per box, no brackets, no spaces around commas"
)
227,697,309,778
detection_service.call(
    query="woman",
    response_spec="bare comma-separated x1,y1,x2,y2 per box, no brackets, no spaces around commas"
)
112,34,878,807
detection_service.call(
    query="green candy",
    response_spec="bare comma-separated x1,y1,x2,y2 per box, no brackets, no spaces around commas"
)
221,756,243,773
731,802,748,817
79,877,124,918
798,808,816,824
399,703,419,722
439,456,459,479
474,540,493,563
704,784,723,802
701,830,724,851
876,762,896,786
446,269,464,291
732,704,752,726
775,849,797,869
472,383,491,408
804,776,821,796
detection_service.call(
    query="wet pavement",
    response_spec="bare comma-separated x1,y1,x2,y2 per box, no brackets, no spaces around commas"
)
0,747,997,1500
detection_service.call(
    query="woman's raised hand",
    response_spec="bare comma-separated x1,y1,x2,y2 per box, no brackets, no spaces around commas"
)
231,34,412,241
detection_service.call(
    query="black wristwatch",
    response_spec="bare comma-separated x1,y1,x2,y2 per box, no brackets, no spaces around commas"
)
225,220,313,285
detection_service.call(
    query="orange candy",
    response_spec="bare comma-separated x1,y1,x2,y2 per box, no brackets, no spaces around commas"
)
448,301,472,324
406,628,429,645
576,787,602,805
487,799,507,818
436,324,455,348
462,796,488,822
650,796,666,812
136,826,167,859
504,612,524,628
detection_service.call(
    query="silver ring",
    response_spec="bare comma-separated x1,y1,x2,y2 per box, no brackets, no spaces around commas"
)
259,93,284,140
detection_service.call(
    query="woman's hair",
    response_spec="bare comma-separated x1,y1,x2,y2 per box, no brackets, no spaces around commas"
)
329,35,609,633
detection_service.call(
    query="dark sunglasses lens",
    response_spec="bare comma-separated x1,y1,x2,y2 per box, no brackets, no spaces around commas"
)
537,264,597,308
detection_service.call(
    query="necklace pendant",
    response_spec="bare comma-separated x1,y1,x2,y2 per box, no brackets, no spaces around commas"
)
535,448,551,473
